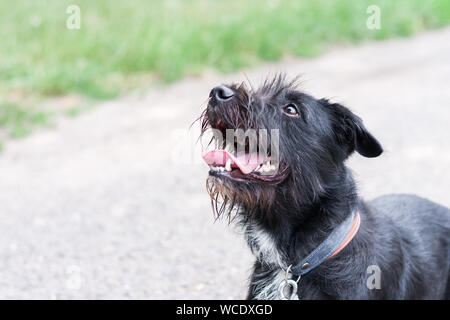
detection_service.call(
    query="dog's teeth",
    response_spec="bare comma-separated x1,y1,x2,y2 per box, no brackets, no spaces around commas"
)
256,162,275,173
225,159,232,172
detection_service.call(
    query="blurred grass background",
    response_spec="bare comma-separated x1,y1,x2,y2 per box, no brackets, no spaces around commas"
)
0,0,449,143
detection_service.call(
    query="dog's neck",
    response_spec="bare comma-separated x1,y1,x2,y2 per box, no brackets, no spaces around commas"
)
241,165,359,269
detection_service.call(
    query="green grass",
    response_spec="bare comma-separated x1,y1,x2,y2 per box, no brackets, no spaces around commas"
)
0,102,51,139
0,0,449,142
1,0,449,99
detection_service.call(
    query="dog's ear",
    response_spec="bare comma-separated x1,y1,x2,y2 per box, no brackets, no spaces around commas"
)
321,99,383,158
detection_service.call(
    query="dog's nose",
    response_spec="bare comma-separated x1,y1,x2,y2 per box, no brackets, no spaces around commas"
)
210,85,234,102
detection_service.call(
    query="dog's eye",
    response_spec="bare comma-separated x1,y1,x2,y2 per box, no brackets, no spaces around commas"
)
283,104,299,117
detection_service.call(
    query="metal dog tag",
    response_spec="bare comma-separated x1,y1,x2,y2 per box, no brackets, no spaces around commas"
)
278,279,299,300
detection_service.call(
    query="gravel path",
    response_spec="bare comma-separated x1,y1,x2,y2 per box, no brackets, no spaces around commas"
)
0,28,449,299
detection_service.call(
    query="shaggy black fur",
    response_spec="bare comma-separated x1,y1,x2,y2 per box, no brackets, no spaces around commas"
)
200,75,450,299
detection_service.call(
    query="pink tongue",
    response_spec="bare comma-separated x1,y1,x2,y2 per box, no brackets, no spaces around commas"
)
202,150,263,174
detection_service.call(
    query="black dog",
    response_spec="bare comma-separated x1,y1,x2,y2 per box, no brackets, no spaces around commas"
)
200,75,450,300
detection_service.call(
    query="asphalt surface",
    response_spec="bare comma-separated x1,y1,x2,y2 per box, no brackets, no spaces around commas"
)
0,28,449,299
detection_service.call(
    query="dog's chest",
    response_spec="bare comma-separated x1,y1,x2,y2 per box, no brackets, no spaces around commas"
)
245,223,290,299
244,225,326,300
245,223,285,266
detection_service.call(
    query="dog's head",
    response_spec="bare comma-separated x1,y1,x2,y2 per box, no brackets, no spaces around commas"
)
199,75,382,219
